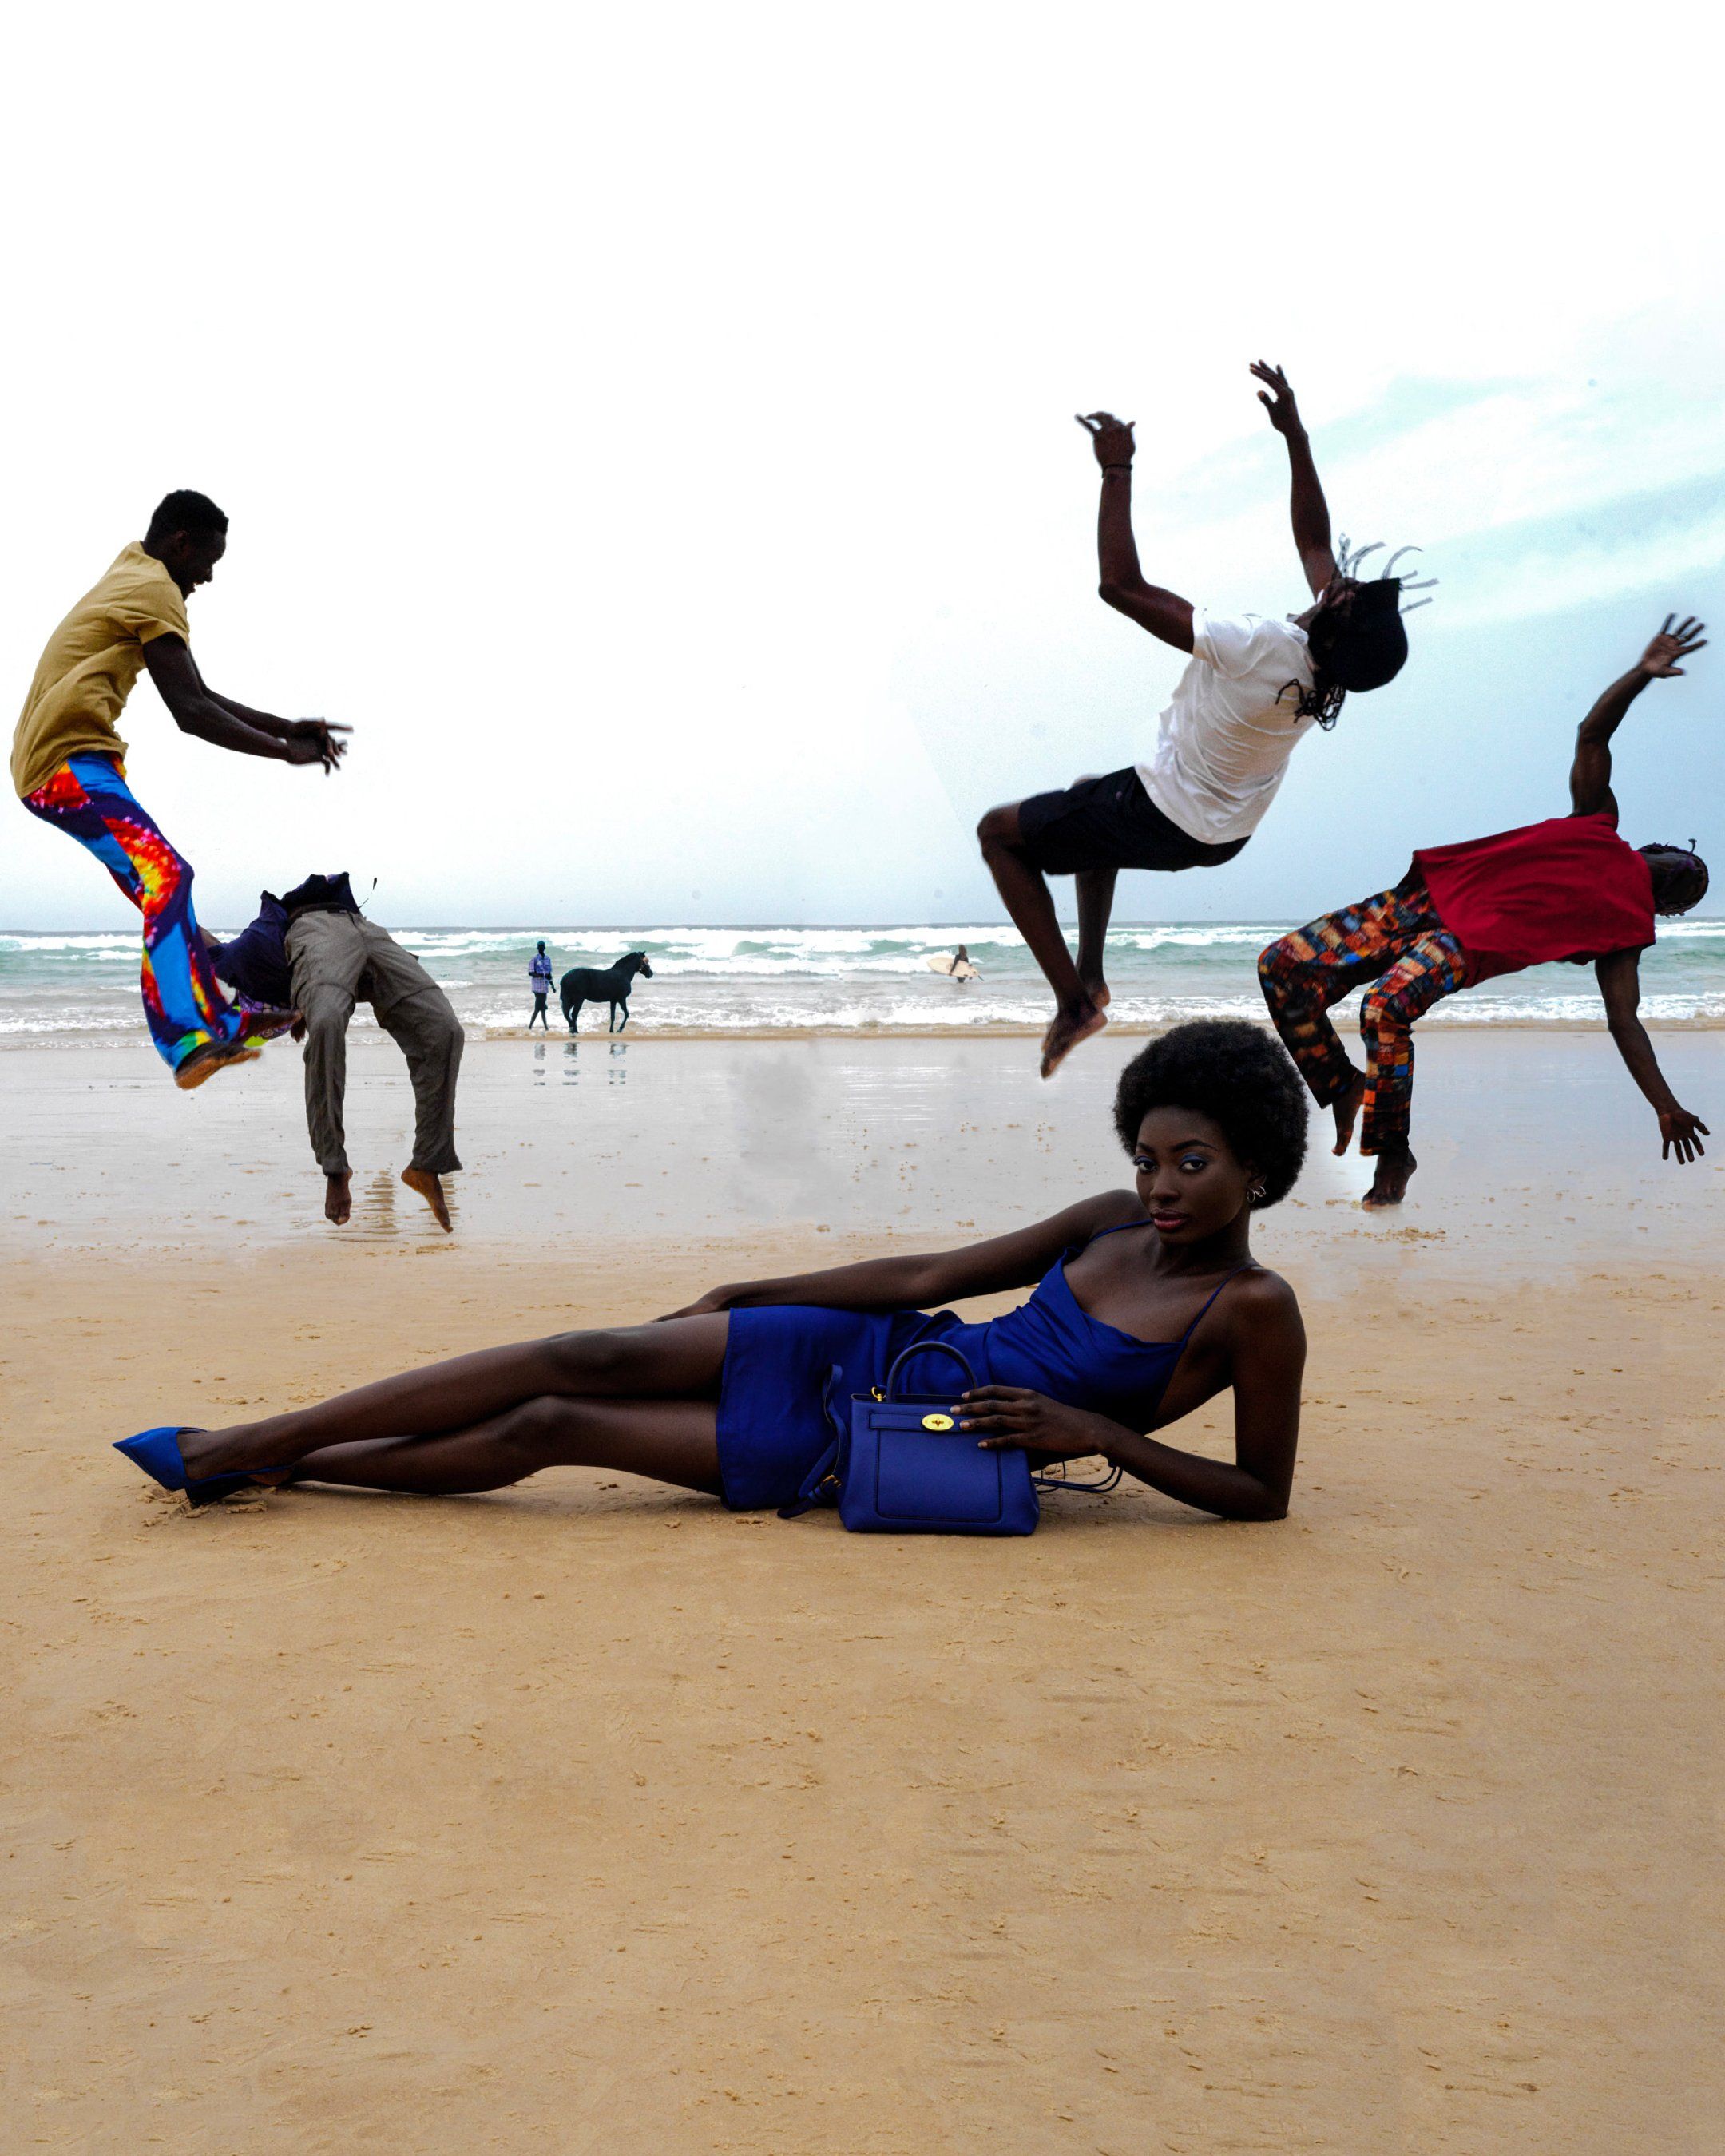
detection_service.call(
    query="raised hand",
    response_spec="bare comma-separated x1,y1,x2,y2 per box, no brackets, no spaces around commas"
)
1076,410,1136,469
1659,1106,1709,1163
1250,360,1303,436
287,719,353,773
1639,616,1707,678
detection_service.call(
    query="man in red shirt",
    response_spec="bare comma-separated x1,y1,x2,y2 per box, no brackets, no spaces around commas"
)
1258,618,1711,1207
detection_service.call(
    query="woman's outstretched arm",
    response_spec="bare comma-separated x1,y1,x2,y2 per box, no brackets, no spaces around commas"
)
661,1191,1144,1321
1118,1277,1303,1518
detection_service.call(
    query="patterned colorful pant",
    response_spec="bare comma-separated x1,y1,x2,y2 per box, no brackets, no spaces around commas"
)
1257,870,1472,1155
22,755,248,1075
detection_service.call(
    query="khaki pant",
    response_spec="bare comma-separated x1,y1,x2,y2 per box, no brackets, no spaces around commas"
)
286,911,465,1179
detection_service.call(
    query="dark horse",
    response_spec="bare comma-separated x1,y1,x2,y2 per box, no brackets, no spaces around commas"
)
559,953,654,1033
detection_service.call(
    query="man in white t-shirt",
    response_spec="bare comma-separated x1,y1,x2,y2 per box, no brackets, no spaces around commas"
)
978,363,1418,1076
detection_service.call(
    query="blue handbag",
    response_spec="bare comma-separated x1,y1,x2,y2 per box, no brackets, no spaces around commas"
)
781,1338,1041,1536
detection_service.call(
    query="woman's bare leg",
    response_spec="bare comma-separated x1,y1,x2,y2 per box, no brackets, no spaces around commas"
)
178,1315,730,1480
289,1396,724,1499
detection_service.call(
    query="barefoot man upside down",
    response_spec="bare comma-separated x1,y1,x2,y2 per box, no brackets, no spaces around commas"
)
1257,619,1711,1207
978,365,1418,1076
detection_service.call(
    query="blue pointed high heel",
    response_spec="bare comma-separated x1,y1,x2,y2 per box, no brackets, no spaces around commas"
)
114,1426,288,1508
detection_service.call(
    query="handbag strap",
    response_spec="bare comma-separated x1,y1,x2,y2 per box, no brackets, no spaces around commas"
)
778,1429,842,1517
883,1338,978,1399
777,1365,850,1518
1033,1460,1124,1497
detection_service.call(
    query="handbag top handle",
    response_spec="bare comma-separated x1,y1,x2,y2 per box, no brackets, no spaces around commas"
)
883,1338,978,1399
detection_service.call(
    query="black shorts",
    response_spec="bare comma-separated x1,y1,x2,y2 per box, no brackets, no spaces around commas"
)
1014,767,1248,877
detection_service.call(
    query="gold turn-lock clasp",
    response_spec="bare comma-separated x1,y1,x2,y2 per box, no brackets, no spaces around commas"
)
921,1413,955,1432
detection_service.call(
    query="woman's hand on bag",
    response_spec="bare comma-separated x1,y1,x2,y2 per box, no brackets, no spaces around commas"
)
958,1385,1105,1461
656,1284,736,1322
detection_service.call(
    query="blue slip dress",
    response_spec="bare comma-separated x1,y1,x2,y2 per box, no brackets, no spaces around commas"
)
715,1221,1252,1511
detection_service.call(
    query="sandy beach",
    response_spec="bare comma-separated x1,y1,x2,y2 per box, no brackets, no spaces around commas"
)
5,1031,1723,2153
6,0,1722,2143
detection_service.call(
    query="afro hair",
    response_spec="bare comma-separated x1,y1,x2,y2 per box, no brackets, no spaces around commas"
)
1112,1017,1308,1208
145,489,228,543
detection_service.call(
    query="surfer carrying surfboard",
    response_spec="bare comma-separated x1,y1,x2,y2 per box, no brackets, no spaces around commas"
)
977,363,1422,1076
928,943,980,982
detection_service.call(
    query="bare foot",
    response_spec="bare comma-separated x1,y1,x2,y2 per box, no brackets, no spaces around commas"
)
1039,999,1107,1080
173,1041,262,1092
1331,1071,1367,1155
402,1166,453,1232
325,1171,352,1226
1081,977,1112,1014
1362,1151,1417,1207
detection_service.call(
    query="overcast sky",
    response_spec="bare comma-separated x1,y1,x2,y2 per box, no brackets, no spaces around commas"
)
3,1,1722,931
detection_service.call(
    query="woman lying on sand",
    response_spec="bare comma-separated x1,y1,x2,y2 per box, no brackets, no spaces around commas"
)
117,1019,1309,1524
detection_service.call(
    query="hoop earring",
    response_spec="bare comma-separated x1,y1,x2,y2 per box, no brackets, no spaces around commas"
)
1247,1181,1267,1207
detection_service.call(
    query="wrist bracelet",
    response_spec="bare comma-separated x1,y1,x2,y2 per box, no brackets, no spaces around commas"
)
1102,461,1132,472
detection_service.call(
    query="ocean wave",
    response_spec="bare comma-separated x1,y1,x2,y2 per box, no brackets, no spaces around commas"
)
6,917,1725,1039
0,932,141,955
0,1012,142,1036
10,990,1725,1038
1649,917,1725,941
12,917,1725,969
474,990,1725,1032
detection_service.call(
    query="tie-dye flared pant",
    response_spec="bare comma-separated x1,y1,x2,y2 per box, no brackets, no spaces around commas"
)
22,754,249,1075
1256,869,1473,1155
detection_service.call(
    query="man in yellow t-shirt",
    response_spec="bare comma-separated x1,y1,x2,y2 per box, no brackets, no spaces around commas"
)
15,489,351,1089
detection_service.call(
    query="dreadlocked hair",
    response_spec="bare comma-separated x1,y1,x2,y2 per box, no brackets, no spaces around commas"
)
1275,537,1430,728
1277,672,1347,729
1277,595,1356,726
